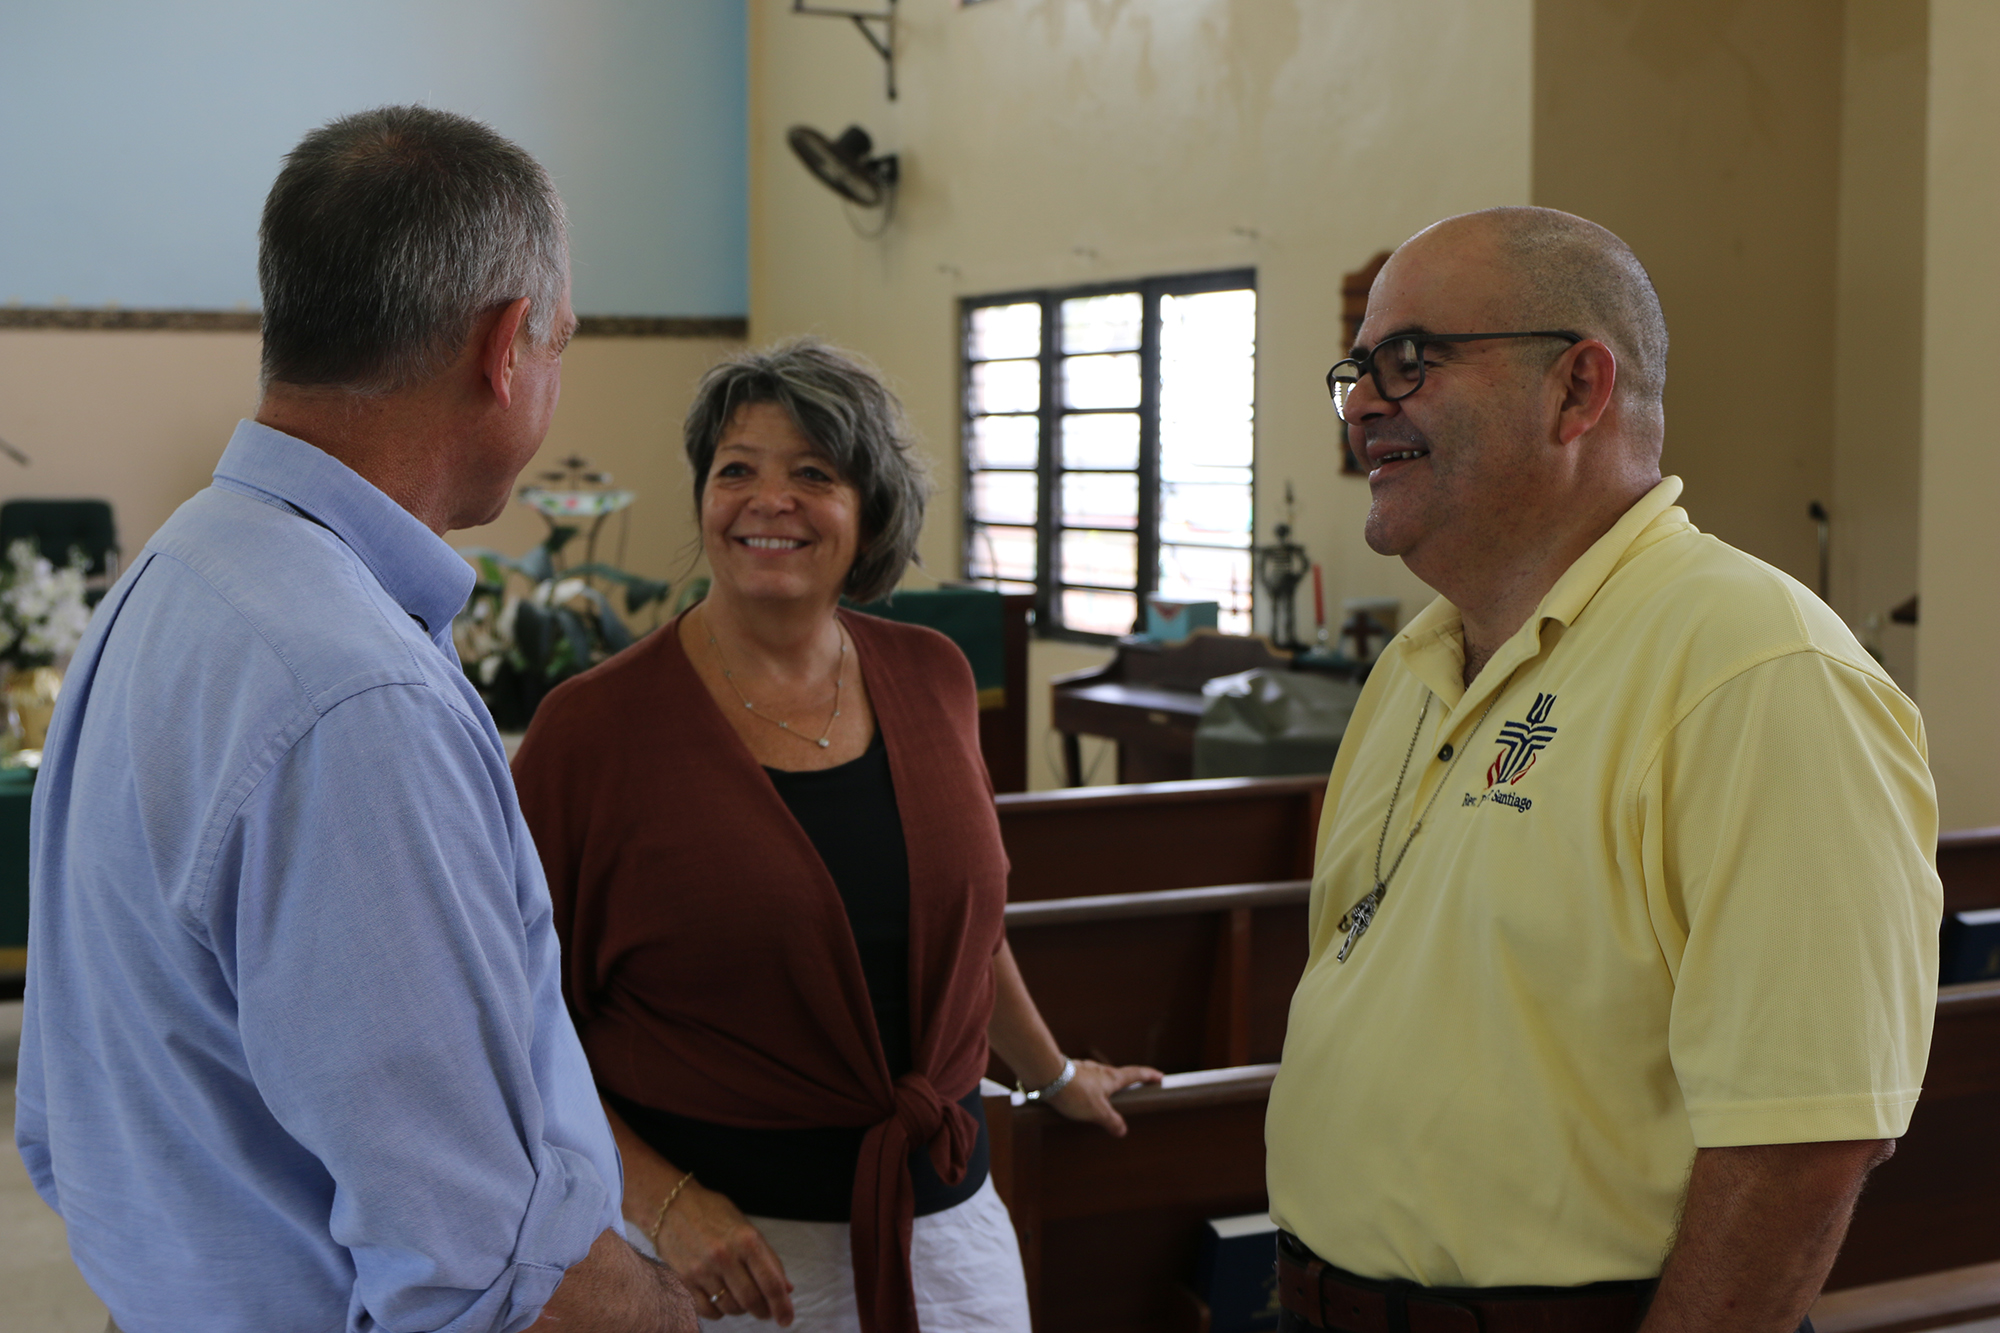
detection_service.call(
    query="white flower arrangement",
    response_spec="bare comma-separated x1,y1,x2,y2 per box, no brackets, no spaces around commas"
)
0,538,92,670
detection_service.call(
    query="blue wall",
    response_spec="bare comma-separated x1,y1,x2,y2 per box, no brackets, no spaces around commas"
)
0,1,746,316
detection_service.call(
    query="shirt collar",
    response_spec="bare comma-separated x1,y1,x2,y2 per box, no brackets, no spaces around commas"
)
1390,476,1688,715
211,419,475,641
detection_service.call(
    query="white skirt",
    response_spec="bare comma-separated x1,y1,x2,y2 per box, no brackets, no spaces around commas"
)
636,1176,1031,1333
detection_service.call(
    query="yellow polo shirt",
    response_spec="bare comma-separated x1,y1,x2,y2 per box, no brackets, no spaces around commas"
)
1265,478,1940,1287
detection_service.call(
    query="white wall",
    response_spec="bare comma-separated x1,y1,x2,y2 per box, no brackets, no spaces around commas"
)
749,0,1535,785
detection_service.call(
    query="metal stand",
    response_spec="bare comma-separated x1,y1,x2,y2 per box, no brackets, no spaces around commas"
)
793,0,897,100
1257,523,1310,652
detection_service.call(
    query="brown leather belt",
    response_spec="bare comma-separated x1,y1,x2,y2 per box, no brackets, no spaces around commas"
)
1276,1235,1654,1333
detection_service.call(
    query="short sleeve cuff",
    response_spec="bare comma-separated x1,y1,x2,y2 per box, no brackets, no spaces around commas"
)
1687,1090,1921,1148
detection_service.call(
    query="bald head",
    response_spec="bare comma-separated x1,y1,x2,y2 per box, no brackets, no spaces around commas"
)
1417,207,1668,420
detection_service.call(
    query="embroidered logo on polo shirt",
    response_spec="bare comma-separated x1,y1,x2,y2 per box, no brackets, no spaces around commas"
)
1486,693,1558,788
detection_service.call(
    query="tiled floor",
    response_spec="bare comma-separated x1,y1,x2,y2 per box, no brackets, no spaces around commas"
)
0,1000,107,1333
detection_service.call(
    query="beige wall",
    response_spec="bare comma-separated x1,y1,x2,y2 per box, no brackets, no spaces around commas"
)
1833,0,1927,690
1919,0,2000,830
1534,0,1844,588
750,0,1535,787
0,329,263,562
455,336,740,595
0,330,735,602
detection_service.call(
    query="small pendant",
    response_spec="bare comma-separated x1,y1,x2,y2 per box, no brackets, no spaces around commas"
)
1335,887,1383,964
817,737,830,748
778,721,788,729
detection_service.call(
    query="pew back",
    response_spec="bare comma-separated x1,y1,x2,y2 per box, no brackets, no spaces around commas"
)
995,775,1323,902
1939,828,2000,914
993,882,1309,1083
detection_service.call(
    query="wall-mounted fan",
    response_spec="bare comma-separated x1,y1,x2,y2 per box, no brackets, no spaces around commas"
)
787,125,899,209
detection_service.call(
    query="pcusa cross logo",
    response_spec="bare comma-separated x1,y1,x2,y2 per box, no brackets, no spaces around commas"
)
1487,693,1558,787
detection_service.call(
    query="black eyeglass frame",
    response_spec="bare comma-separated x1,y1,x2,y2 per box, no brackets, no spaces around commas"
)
1326,330,1584,423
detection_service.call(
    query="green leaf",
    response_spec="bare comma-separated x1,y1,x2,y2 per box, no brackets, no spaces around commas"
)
550,605,593,680
517,545,556,585
597,600,634,652
568,562,672,614
513,599,551,665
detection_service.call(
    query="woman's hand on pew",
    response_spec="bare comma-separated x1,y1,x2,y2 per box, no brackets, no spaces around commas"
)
1047,1060,1165,1137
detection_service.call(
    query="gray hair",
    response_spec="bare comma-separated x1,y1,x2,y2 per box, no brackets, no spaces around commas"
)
258,105,569,394
1458,206,1670,419
684,339,930,604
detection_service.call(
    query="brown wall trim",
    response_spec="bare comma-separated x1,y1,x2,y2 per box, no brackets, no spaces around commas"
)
574,315,747,338
0,308,748,339
0,308,261,331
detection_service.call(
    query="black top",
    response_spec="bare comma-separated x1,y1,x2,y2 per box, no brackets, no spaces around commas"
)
767,730,916,1074
612,729,990,1222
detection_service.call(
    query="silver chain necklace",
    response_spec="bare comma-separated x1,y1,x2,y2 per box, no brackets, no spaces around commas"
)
1335,686,1504,963
705,610,848,749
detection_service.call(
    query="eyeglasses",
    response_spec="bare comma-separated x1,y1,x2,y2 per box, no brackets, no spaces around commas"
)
1326,331,1583,423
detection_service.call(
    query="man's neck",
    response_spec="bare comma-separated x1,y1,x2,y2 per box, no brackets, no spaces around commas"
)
256,387,467,535
1425,474,1660,690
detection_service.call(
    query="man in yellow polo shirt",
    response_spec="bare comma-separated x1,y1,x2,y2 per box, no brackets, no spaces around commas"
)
1266,207,1939,1333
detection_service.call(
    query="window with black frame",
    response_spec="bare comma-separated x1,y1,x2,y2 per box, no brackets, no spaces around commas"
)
961,270,1256,639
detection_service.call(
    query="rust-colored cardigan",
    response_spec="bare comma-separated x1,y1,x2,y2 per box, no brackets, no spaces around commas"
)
512,611,1009,1333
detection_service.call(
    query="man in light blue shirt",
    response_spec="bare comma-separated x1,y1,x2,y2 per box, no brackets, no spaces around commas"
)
15,107,697,1333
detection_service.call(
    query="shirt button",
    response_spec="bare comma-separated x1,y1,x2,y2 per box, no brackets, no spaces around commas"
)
1437,743,1454,761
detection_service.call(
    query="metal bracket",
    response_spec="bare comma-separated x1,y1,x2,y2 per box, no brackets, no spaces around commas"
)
793,0,897,100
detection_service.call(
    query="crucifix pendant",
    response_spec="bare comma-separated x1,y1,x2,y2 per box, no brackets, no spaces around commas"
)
1335,886,1384,963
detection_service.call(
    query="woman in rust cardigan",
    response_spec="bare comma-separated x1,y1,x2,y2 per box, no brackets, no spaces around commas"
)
513,339,1158,1333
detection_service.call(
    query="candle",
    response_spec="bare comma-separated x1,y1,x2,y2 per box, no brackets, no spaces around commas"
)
1312,563,1326,631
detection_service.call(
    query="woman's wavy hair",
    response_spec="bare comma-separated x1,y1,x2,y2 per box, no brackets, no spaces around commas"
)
683,338,930,604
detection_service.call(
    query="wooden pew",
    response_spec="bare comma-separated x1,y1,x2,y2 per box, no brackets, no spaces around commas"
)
992,881,1307,1082
985,1066,1277,1333
1825,978,2000,1293
1938,827,2000,913
988,979,2000,1333
995,774,1323,902
984,803,2000,1331
985,880,1301,1332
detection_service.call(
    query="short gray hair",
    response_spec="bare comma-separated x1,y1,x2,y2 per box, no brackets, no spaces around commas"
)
684,339,930,604
1462,206,1669,413
259,105,569,394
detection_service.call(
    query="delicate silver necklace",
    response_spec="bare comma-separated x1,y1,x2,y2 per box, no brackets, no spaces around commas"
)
705,611,848,749
1335,686,1504,963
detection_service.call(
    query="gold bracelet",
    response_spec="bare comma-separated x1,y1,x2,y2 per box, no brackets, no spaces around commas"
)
646,1170,696,1249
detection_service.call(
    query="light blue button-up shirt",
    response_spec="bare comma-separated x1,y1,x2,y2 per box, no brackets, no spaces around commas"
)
16,420,624,1333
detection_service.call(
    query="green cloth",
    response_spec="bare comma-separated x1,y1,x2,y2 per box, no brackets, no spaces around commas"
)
850,588,1006,702
0,766,32,949
1193,668,1361,779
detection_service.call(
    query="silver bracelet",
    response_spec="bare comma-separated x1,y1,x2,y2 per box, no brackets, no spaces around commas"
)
1020,1057,1076,1102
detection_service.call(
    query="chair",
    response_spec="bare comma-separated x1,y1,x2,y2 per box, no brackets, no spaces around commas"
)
0,500,120,603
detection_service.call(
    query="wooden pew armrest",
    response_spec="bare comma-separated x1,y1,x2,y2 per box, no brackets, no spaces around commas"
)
1004,880,1310,928
986,1063,1280,1119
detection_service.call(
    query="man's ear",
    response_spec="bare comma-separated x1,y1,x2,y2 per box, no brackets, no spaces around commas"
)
1554,340,1617,446
480,297,533,410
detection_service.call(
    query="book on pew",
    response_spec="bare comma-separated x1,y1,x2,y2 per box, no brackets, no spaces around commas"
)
1195,1212,1282,1333
1942,908,2000,984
